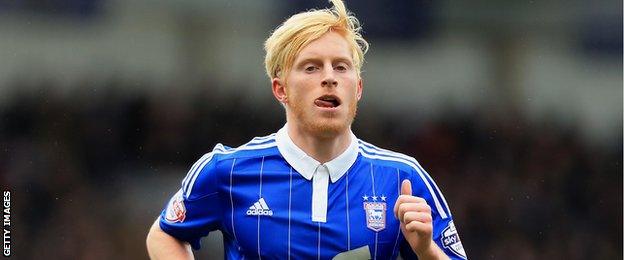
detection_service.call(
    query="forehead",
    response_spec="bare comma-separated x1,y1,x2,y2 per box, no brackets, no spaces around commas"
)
294,31,353,62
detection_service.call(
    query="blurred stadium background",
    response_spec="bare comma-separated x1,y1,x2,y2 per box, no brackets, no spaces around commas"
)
0,0,621,259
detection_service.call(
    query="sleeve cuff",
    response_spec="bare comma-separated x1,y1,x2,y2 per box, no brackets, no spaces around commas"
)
159,219,202,250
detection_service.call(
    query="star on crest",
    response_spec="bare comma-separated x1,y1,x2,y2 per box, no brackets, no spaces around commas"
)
372,196,378,201
362,195,369,201
381,195,387,201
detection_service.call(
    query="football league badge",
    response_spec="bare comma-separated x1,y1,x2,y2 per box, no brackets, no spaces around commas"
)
363,194,387,232
165,189,187,223
441,221,467,259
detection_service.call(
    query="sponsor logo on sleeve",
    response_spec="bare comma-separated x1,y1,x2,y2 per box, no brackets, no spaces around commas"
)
441,221,467,259
165,190,187,223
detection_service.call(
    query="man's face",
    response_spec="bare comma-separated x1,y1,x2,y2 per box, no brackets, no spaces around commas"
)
273,31,362,138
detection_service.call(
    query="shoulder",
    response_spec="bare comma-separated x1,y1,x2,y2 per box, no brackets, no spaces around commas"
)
356,138,426,174
190,133,279,172
211,133,279,162
181,133,279,199
357,139,453,220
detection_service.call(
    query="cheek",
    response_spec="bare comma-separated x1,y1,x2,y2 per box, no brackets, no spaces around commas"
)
287,79,315,99
285,86,306,104
342,80,360,100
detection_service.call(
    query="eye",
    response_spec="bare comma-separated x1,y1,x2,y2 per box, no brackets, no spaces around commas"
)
334,62,350,72
305,66,318,72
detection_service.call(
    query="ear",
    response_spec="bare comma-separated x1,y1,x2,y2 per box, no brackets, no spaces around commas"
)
356,78,363,101
272,77,288,104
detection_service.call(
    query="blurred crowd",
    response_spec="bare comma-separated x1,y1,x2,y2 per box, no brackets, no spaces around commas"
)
1,80,621,259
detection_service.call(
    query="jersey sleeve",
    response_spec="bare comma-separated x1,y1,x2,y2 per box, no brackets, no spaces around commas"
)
158,147,224,250
399,167,467,259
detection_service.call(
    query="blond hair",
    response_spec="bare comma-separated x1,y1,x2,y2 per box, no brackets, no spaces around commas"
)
264,0,369,80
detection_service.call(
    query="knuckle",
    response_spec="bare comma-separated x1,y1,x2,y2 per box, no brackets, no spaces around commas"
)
426,226,433,233
397,204,404,216
400,203,411,213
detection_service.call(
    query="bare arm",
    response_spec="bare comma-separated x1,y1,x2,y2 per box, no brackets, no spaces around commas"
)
146,219,194,260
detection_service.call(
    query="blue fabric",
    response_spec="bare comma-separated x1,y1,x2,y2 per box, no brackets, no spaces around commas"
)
159,134,466,259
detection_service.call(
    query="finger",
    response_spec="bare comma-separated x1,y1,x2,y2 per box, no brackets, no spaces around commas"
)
401,179,412,196
404,220,433,235
393,196,427,219
397,203,428,223
402,211,432,224
397,203,431,223
393,179,418,218
397,203,419,223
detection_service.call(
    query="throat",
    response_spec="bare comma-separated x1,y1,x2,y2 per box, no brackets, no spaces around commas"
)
287,124,352,163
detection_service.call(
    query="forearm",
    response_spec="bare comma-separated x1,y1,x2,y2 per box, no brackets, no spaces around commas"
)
415,241,450,260
146,219,194,260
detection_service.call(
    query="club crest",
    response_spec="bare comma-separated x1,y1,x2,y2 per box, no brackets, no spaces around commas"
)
165,189,187,223
363,194,387,232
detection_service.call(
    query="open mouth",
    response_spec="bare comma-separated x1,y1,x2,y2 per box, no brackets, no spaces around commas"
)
314,95,341,109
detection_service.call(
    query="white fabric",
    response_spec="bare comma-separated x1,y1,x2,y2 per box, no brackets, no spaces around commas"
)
312,165,330,222
275,124,359,222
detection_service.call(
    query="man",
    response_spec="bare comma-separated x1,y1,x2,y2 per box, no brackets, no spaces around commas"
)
146,0,467,259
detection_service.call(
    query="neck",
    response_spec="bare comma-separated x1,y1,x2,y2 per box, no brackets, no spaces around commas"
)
287,123,352,164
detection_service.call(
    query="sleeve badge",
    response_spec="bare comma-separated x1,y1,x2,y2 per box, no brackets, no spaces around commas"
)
165,189,187,223
441,220,467,259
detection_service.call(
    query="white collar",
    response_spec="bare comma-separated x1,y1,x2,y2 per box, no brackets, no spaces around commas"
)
275,124,359,183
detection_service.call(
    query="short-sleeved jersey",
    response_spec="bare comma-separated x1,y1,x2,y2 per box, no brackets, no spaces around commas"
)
159,125,467,259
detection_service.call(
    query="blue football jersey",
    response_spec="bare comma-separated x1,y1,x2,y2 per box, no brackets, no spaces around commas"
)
159,125,467,259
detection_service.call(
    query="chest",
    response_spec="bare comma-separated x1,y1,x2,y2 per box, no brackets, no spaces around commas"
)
220,169,403,259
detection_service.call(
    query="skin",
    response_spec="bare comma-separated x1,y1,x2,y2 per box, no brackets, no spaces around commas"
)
273,31,448,259
146,31,448,260
271,31,361,163
146,219,193,259
394,180,450,260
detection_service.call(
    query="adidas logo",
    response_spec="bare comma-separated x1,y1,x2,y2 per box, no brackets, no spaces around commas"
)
246,198,273,216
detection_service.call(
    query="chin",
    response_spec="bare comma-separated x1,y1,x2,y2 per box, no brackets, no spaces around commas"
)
311,121,344,136
307,116,353,138
288,101,358,138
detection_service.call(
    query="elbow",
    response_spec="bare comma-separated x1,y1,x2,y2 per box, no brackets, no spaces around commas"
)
145,219,193,259
146,219,163,254
146,226,155,248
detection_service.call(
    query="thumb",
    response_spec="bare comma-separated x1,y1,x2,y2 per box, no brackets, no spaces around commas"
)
401,179,412,196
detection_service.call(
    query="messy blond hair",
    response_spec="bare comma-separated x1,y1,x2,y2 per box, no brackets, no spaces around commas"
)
264,0,369,80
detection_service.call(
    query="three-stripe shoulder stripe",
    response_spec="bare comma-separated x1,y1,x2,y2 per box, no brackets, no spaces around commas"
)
357,140,451,219
251,133,276,142
243,133,276,147
182,151,219,196
182,136,277,198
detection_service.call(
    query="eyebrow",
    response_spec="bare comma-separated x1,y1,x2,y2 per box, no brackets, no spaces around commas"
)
294,56,353,67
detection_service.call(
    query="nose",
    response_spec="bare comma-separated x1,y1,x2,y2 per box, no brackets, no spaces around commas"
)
321,67,337,87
